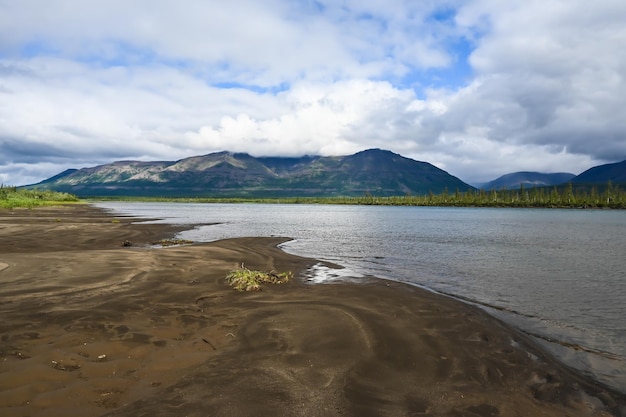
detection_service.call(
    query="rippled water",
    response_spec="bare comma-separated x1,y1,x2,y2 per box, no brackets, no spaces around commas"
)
96,202,626,392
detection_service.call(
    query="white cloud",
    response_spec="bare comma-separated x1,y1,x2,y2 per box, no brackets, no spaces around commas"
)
1,0,626,186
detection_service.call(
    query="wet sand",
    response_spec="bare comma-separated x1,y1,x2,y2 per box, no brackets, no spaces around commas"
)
0,204,624,417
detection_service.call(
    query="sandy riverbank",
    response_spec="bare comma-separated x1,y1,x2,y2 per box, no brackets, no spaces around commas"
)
0,204,624,417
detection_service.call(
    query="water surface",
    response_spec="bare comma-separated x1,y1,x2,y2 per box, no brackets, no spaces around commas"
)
96,202,626,392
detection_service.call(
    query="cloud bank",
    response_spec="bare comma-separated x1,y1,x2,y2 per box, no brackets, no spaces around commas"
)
1,0,625,186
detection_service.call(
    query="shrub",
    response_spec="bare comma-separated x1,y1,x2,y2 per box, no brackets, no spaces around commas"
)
0,185,79,209
225,265,292,291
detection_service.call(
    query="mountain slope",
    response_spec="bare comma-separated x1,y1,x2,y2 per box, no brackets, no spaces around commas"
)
481,172,575,190
572,160,626,184
28,149,474,197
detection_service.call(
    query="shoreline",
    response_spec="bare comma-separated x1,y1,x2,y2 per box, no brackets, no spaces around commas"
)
1,204,625,416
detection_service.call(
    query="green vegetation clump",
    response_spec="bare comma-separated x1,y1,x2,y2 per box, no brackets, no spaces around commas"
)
226,265,293,291
0,185,79,209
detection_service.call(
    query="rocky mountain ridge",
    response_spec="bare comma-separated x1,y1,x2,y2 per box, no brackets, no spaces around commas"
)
31,149,473,197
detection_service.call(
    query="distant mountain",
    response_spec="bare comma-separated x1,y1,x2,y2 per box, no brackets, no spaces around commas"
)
571,160,626,184
481,172,575,190
29,149,474,197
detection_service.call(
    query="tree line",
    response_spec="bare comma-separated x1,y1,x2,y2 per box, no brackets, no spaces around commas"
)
321,182,625,208
5,182,624,209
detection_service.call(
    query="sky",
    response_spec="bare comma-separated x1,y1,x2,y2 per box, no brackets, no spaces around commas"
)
1,0,626,186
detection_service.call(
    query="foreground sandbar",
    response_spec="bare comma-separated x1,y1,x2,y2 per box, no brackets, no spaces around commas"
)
0,205,624,417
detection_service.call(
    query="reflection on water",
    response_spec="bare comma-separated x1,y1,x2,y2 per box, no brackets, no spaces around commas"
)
299,263,366,284
96,202,626,392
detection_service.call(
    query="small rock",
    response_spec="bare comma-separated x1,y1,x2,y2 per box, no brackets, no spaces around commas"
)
51,359,81,372
122,240,132,247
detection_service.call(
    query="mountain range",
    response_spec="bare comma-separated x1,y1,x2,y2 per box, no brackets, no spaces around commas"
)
573,159,626,184
478,172,576,190
481,160,626,190
27,149,626,198
29,149,473,197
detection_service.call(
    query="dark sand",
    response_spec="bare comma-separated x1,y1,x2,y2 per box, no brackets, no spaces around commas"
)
0,205,624,417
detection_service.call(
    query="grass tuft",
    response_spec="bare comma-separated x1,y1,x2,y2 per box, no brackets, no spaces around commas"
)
152,238,194,247
226,264,292,291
